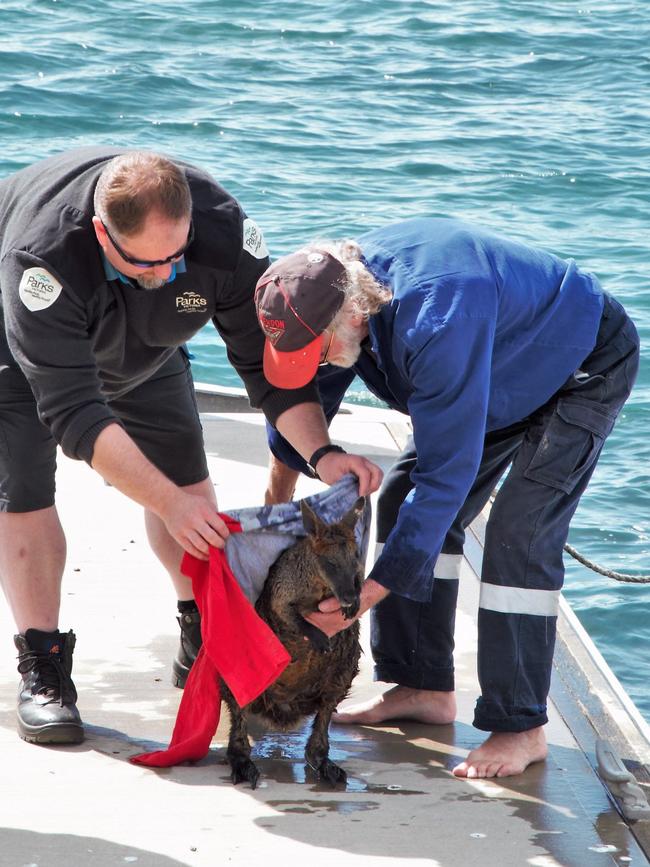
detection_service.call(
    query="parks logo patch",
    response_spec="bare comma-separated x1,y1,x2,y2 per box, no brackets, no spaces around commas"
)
242,218,269,260
19,268,63,312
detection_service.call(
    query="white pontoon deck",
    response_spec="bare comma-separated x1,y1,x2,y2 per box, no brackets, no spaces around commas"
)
0,390,648,866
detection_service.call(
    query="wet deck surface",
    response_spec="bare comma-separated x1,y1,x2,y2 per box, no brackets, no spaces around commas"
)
0,409,647,866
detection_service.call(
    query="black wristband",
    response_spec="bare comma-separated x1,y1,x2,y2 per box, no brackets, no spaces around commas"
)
307,444,346,479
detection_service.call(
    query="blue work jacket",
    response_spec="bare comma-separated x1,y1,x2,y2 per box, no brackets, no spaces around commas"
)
269,218,604,601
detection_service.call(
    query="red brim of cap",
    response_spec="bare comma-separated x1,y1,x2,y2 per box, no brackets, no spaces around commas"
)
263,333,324,390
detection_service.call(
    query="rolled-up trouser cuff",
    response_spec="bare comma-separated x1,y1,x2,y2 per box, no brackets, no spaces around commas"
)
473,698,548,733
373,661,455,692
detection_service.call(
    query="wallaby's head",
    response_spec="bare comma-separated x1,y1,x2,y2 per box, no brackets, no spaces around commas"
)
300,497,366,620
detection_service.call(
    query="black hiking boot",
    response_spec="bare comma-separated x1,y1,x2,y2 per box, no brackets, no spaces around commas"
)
14,629,84,745
172,608,202,689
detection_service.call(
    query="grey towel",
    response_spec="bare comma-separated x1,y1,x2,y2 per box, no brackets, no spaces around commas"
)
224,474,371,602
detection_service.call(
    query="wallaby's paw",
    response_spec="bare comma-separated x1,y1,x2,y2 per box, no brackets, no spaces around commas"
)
341,600,360,620
229,756,260,789
300,619,331,653
318,758,347,787
308,630,331,653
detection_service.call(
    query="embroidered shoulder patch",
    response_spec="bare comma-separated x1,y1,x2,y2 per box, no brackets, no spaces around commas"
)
242,218,269,260
19,268,63,312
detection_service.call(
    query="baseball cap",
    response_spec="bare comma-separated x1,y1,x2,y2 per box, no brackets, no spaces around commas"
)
255,249,346,389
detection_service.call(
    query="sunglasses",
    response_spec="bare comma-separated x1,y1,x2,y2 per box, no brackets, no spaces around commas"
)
102,219,194,269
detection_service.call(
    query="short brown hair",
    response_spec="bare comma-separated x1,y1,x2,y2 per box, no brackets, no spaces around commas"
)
94,151,192,237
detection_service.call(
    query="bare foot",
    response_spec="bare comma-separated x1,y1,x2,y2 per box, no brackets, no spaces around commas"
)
332,686,456,725
453,727,548,779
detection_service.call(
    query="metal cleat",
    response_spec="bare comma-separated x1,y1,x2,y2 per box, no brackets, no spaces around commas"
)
596,738,650,821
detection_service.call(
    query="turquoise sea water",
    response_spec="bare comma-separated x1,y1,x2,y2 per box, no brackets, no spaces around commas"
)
1,1,648,718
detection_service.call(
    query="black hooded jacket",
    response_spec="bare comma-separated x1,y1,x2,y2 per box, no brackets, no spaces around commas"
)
0,147,316,460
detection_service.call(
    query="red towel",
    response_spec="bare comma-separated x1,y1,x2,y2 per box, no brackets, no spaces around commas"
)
130,516,291,767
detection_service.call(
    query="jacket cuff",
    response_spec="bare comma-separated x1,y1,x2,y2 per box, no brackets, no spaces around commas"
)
258,382,321,427
367,548,435,603
56,403,122,463
74,417,125,464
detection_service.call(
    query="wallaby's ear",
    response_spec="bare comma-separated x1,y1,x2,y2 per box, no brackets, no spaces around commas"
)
341,496,366,530
300,499,326,535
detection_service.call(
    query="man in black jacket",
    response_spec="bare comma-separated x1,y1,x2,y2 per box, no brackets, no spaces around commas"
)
0,148,380,745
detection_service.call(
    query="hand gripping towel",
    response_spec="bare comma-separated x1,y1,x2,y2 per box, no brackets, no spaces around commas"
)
131,475,369,768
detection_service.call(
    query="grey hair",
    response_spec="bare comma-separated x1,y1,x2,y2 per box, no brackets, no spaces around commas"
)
313,239,392,323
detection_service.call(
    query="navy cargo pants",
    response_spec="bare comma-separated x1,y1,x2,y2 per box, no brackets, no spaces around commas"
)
371,293,640,732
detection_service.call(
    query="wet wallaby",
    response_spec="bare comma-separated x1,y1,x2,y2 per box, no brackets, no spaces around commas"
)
222,496,366,789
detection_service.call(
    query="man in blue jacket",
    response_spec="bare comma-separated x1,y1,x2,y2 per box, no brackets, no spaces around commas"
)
255,218,640,778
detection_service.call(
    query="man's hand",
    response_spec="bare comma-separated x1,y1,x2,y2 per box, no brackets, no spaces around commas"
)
275,403,383,496
158,490,230,560
91,423,228,561
315,450,383,496
304,578,390,637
